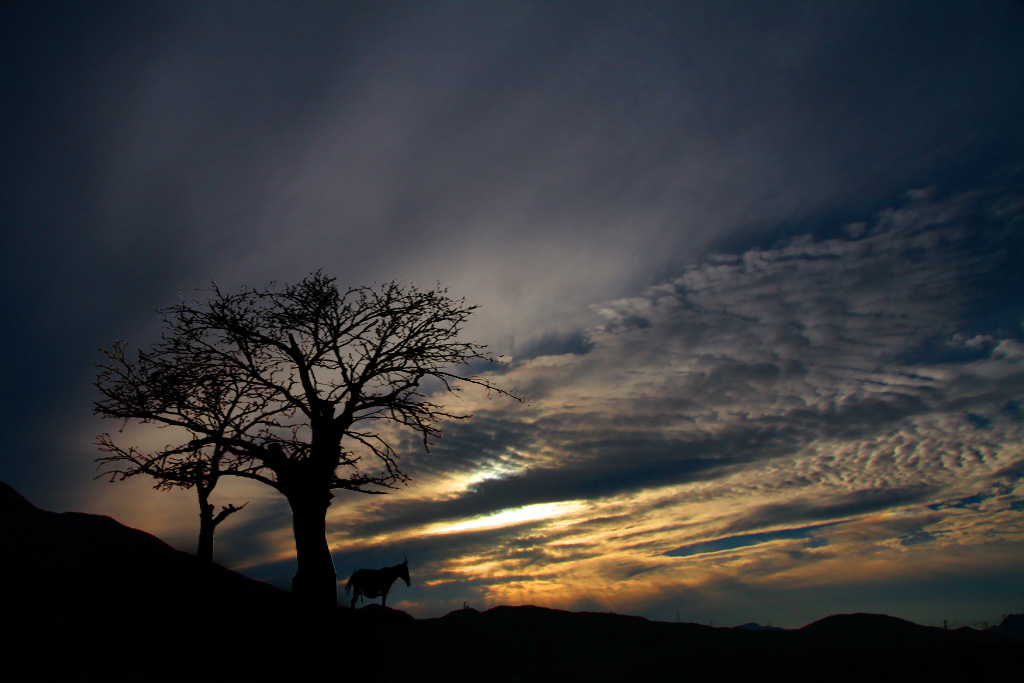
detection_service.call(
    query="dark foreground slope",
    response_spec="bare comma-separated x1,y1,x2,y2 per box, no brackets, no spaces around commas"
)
0,481,293,681
0,481,288,617
2,482,1020,682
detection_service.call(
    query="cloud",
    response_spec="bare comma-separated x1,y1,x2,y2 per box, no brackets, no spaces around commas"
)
18,2,1019,352
363,180,1020,506
66,174,1024,622
665,522,836,558
267,180,1024,617
718,487,936,536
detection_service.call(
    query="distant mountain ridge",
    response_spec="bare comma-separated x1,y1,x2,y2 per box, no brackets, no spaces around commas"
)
735,621,788,631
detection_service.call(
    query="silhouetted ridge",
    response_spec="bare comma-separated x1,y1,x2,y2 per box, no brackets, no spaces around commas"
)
799,612,993,651
735,621,788,631
430,604,656,632
434,605,480,625
990,613,1024,642
802,612,923,634
0,481,286,621
483,603,574,624
349,603,416,623
0,480,38,516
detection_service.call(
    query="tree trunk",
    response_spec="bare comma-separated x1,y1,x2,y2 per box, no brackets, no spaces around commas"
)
287,489,337,611
197,499,215,568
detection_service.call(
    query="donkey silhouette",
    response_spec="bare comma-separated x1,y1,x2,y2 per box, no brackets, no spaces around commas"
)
345,559,411,609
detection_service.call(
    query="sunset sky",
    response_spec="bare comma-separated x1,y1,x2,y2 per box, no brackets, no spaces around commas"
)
3,1,1024,628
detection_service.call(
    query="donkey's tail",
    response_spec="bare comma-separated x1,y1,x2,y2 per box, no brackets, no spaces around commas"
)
344,573,355,594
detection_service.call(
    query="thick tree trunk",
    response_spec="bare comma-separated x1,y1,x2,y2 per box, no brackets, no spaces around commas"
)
287,490,337,611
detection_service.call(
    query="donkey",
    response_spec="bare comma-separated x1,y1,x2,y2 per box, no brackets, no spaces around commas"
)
345,559,411,609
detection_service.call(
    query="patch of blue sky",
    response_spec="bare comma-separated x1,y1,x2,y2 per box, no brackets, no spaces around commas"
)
664,523,836,558
895,337,994,367
1003,400,1021,419
899,530,936,546
963,412,992,430
927,493,989,511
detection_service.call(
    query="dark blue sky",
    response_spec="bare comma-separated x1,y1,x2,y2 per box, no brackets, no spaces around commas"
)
2,1,1023,626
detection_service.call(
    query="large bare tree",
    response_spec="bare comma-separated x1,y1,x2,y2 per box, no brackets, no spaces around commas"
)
95,272,517,610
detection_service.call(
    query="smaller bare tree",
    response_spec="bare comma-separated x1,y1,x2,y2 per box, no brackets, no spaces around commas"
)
95,353,267,568
95,436,247,568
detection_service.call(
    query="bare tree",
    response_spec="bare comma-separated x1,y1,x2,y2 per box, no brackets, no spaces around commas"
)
95,272,517,610
96,355,273,568
96,432,248,569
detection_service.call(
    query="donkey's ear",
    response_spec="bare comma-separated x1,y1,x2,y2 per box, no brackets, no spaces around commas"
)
404,557,408,565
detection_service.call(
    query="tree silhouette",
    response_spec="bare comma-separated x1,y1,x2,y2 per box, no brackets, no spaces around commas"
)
95,272,517,610
95,437,248,568
96,364,264,568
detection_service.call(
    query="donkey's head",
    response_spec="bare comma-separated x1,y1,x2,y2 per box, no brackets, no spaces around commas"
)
398,558,411,587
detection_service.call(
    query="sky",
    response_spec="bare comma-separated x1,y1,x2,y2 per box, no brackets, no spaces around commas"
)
2,1,1024,628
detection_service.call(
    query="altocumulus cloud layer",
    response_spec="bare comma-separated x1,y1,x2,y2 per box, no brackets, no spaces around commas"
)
228,182,1024,625
2,1,1024,626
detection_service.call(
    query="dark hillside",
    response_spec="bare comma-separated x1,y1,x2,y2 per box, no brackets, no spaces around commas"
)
799,612,994,651
0,481,287,620
0,481,293,681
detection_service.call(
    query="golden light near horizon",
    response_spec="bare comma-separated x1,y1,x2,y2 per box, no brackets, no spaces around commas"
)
423,500,586,535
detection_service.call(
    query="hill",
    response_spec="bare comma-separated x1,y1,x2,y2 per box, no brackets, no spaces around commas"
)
0,481,287,620
1,481,1020,682
0,481,295,681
